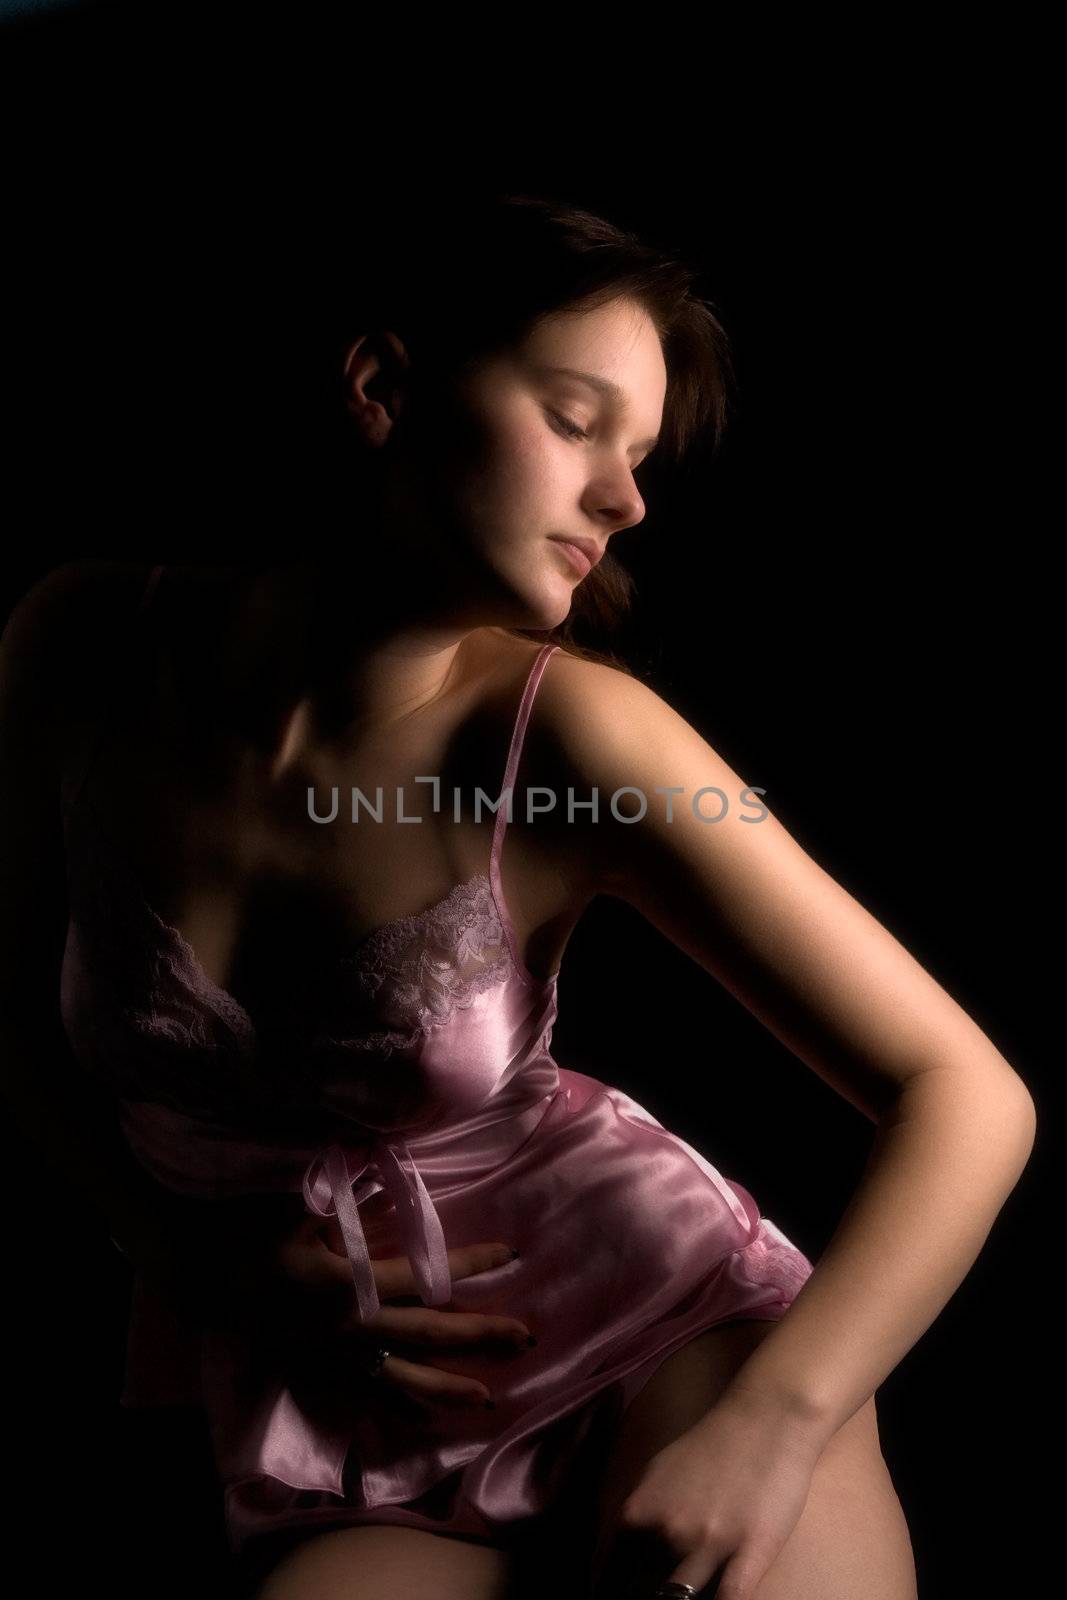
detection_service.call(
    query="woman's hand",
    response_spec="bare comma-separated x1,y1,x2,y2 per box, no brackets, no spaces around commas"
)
595,1385,825,1600
158,1202,534,1411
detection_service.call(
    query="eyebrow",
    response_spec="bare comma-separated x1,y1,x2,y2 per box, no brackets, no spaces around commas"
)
537,364,661,453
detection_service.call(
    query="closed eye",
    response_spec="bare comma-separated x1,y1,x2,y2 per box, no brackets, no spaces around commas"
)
547,406,653,475
547,407,589,442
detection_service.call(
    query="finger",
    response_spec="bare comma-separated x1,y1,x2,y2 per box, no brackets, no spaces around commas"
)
671,1548,730,1597
377,1352,494,1410
446,1241,520,1280
307,1228,516,1304
592,1522,682,1598
374,1239,518,1302
345,1305,532,1350
284,1337,493,1411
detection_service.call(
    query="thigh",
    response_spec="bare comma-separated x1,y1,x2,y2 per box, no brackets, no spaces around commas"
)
745,1403,917,1599
588,1317,916,1599
251,1524,513,1600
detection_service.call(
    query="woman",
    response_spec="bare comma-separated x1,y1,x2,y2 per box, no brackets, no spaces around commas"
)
0,194,1034,1600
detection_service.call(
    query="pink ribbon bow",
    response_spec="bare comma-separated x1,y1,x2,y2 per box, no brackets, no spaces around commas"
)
302,1136,453,1322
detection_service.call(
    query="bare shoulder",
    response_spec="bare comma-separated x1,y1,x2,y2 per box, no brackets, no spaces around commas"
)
520,643,762,901
534,642,651,732
478,629,639,712
529,641,690,785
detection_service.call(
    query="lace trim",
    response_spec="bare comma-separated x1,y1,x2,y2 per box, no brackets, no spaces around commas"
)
734,1231,814,1303
340,873,494,967
61,794,518,1090
60,792,259,1046
312,876,513,1059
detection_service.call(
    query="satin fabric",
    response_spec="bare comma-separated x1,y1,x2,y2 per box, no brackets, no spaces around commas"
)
58,590,816,1556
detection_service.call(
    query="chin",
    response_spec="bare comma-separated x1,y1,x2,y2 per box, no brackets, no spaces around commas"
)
524,573,574,630
498,594,570,634
480,552,573,632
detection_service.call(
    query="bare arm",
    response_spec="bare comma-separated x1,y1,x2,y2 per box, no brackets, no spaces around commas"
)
540,653,1037,1445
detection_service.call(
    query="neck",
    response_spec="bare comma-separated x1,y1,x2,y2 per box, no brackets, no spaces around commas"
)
215,562,481,772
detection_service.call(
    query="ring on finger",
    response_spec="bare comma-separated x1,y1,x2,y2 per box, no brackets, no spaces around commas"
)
364,1343,392,1379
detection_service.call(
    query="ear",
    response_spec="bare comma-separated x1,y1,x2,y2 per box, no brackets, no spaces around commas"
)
342,330,412,447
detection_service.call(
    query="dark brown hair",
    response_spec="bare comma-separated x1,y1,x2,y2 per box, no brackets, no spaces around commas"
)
327,191,736,675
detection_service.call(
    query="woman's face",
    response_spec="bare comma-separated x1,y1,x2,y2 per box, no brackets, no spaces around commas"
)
358,296,668,632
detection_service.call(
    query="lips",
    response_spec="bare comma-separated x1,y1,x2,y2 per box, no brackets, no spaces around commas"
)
548,535,603,575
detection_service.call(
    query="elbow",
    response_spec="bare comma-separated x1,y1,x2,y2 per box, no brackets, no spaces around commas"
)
899,1061,1039,1168
998,1066,1037,1135
988,1071,1038,1177
1012,1081,1038,1159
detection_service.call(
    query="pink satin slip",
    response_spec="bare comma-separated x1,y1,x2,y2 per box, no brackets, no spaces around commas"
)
58,565,815,1558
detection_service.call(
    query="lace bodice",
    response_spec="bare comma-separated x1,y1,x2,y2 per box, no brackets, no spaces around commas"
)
58,565,563,1321
327,873,519,1054
61,790,549,1099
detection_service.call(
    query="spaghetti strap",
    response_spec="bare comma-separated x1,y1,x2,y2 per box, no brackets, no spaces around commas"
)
65,563,167,810
489,641,559,977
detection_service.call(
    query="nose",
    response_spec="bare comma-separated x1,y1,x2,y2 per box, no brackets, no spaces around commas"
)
596,484,646,534
585,468,646,535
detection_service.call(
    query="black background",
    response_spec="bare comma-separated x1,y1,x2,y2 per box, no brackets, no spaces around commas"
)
1,4,1055,1596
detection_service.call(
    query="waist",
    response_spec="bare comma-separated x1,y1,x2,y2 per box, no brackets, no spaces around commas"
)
116,1052,562,1203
